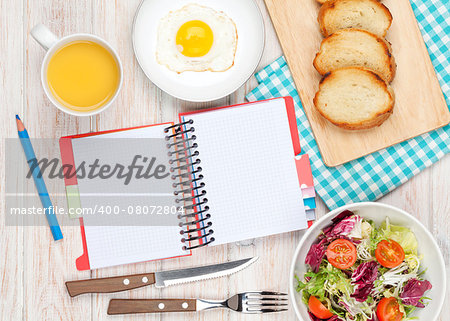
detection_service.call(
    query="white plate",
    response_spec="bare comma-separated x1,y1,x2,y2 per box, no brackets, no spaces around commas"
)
289,202,446,321
132,0,265,102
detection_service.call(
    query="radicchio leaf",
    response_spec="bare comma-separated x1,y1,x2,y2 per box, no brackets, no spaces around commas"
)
321,212,363,244
331,210,354,223
341,269,353,278
308,312,342,321
339,301,352,314
320,210,354,240
308,312,322,321
351,261,378,302
351,285,374,303
352,261,378,284
305,242,326,273
400,278,432,308
329,215,361,238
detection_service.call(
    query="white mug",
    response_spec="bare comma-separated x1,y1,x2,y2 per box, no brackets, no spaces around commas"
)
31,24,123,117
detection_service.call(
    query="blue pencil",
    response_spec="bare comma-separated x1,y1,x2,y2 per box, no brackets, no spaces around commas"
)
16,115,63,241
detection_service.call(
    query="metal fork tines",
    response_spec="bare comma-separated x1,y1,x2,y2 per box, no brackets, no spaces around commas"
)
197,291,288,313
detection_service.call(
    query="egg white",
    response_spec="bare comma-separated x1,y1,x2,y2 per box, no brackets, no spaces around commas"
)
156,3,238,73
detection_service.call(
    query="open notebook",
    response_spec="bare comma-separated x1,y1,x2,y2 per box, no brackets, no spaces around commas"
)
60,97,310,270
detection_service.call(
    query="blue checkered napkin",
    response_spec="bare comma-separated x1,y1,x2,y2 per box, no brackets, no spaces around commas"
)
246,0,449,210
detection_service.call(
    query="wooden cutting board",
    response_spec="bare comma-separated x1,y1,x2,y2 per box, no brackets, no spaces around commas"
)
264,0,450,166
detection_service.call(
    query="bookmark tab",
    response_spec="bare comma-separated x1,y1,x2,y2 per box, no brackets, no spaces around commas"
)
295,154,314,191
296,153,316,223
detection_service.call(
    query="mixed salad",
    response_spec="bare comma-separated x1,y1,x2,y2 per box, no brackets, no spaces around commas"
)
296,210,432,321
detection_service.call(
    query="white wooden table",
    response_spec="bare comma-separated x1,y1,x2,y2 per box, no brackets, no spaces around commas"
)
1,0,448,320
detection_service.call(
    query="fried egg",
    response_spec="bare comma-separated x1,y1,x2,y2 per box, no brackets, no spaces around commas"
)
156,3,238,73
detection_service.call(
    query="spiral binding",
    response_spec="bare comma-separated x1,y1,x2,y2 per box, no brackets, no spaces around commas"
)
164,120,215,250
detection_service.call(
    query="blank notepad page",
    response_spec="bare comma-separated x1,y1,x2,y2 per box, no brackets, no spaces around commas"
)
183,98,307,245
71,125,187,269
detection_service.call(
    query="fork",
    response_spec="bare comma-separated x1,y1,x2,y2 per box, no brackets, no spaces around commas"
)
107,291,288,314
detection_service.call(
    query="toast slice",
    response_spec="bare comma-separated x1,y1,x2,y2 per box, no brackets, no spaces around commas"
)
318,0,392,37
313,67,394,130
313,28,396,82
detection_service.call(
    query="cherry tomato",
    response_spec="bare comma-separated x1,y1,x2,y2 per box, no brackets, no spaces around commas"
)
326,239,357,269
375,239,405,268
376,297,404,321
308,296,334,319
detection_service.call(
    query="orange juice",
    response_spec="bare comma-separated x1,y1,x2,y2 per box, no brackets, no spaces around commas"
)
46,41,120,111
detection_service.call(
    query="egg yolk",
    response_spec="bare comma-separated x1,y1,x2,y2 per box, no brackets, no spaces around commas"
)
176,20,214,57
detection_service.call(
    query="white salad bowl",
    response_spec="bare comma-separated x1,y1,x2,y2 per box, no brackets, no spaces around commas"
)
289,202,446,321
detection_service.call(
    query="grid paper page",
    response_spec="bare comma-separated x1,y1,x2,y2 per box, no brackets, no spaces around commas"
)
183,98,307,245
71,125,187,269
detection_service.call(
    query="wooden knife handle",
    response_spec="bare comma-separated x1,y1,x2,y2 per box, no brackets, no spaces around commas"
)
108,299,197,314
65,273,155,297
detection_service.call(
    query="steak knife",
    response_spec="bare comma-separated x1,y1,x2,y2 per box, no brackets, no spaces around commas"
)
66,257,258,297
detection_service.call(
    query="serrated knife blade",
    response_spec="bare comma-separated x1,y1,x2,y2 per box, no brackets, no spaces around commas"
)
154,257,258,287
65,257,258,297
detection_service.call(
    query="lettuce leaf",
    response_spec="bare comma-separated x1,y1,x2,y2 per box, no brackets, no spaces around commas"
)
380,218,418,254
368,222,386,253
297,263,353,302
